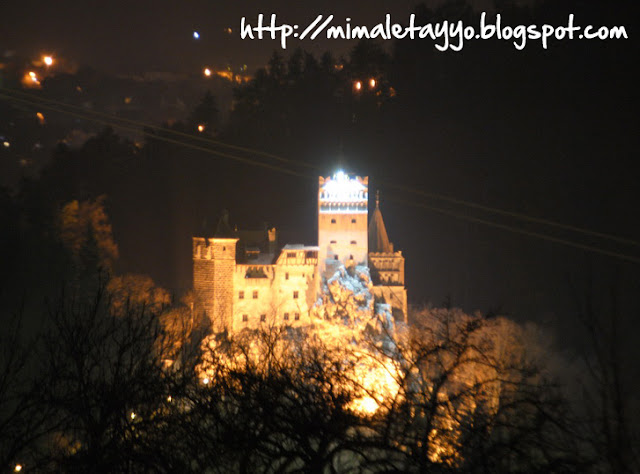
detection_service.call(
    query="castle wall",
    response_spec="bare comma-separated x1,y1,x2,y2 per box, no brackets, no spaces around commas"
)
371,285,408,324
369,251,405,286
232,248,319,330
318,213,368,274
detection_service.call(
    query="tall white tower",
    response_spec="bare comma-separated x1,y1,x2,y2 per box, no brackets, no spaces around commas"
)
318,172,369,277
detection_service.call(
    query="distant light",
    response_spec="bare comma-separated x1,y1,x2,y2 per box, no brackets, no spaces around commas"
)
130,411,136,420
14,465,22,472
167,395,172,403
197,124,205,132
369,78,376,89
193,31,200,39
202,377,210,385
36,112,45,124
3,141,10,148
225,27,233,34
203,68,211,77
354,80,362,91
43,55,53,66
28,71,38,82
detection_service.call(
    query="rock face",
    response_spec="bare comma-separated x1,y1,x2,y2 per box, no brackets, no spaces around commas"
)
312,264,396,349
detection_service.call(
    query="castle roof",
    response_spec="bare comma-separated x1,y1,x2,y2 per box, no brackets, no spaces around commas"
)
214,209,236,238
368,194,393,253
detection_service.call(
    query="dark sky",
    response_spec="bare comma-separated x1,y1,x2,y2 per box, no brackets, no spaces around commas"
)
1,0,637,342
1,0,445,73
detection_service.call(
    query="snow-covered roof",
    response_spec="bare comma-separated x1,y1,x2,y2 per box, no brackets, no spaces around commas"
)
282,244,320,250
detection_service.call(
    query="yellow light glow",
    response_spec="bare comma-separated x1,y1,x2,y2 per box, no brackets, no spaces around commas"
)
202,377,210,385
130,411,136,420
167,395,172,402
43,55,54,66
197,124,205,132
203,68,212,77
354,80,362,91
351,396,379,415
36,112,45,124
369,78,376,88
3,141,9,148
14,465,22,472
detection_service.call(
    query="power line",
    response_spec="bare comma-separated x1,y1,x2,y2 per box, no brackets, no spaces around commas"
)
1,88,638,265
0,86,320,172
386,196,640,265
381,181,640,248
0,91,313,179
6,86,639,250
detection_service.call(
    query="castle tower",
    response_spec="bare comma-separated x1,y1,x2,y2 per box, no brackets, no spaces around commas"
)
368,193,408,322
193,211,238,332
318,172,368,277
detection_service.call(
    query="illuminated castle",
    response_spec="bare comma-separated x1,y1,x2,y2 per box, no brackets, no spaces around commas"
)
192,172,407,332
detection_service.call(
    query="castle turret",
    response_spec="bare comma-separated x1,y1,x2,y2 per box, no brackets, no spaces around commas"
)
318,172,369,277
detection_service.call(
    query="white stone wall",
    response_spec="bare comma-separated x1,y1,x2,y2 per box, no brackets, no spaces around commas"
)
231,256,318,331
318,213,368,276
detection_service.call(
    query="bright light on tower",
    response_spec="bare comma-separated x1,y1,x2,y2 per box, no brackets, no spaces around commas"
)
14,465,22,472
43,55,54,66
369,78,376,88
197,124,205,132
203,68,211,77
354,80,362,91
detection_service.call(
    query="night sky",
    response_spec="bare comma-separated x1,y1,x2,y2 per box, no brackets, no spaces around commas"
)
2,0,434,73
1,0,638,343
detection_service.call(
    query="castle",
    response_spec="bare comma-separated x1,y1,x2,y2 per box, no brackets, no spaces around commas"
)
192,172,407,332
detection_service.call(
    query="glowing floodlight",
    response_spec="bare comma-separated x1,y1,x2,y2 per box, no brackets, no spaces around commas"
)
193,31,200,39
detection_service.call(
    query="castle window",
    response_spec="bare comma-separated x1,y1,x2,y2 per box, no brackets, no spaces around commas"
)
287,252,296,258
242,314,248,322
351,218,356,224
239,291,244,299
260,314,266,322
223,246,226,251
284,312,290,321
285,272,289,280
253,290,258,299
350,240,357,245
349,255,354,260
293,291,299,299
331,218,336,224
330,240,337,245
334,255,339,260
294,313,300,321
